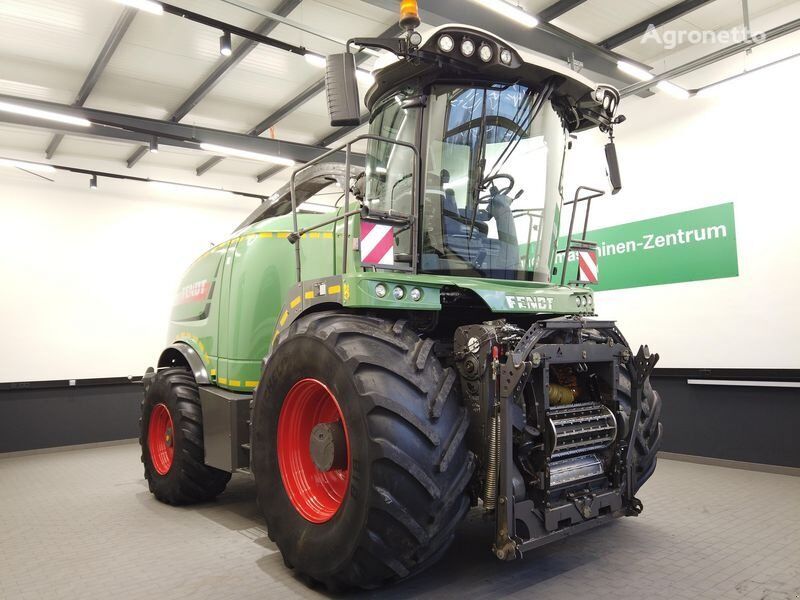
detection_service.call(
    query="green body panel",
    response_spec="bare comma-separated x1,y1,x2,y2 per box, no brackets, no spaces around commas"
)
165,210,591,392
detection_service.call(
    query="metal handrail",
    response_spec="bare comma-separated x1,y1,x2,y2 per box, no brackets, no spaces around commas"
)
559,186,605,286
289,133,421,282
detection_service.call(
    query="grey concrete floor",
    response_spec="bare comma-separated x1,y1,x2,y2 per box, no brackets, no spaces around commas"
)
0,442,798,600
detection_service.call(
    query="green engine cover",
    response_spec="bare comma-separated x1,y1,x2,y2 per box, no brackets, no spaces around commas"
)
166,207,593,392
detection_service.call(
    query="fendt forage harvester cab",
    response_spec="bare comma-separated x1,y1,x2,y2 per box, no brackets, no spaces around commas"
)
141,1,664,590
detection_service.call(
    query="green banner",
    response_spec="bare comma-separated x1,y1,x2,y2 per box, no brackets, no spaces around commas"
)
551,202,738,291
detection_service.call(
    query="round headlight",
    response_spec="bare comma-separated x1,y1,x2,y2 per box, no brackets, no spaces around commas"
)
375,283,387,298
410,288,422,302
460,38,475,57
603,95,611,110
393,286,405,300
609,97,617,113
587,295,593,305
479,44,493,63
438,34,454,52
408,31,423,47
500,48,512,65
575,297,581,306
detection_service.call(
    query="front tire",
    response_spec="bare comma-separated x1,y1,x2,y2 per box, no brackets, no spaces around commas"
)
253,312,474,590
140,367,231,505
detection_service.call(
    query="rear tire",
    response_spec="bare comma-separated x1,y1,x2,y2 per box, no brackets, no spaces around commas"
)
253,311,474,590
140,367,231,505
618,367,663,491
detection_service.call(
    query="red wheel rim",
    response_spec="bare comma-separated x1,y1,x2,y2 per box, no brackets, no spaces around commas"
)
148,403,175,475
277,379,350,523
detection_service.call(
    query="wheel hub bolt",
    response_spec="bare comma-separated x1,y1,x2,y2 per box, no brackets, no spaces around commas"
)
165,427,173,447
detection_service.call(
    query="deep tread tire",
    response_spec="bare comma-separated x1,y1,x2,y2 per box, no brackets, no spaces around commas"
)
618,367,663,491
253,311,474,590
140,367,231,505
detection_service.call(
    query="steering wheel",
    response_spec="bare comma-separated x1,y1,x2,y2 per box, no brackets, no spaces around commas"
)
482,173,515,196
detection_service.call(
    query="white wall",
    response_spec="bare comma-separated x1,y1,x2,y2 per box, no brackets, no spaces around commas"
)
0,156,256,382
2,15,799,379
566,31,800,368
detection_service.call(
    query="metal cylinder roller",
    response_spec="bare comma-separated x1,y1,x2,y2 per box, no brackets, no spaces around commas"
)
546,402,617,459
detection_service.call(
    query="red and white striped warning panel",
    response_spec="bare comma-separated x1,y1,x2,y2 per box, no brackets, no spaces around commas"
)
360,220,395,266
577,250,599,284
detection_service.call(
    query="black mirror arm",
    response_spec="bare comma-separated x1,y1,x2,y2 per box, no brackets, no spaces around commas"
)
348,37,407,57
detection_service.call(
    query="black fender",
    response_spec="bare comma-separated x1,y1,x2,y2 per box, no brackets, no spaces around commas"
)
157,343,210,385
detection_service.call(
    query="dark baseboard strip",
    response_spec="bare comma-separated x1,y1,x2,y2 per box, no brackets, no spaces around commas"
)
0,376,143,391
654,368,800,382
660,451,800,477
2,369,798,391
0,438,139,459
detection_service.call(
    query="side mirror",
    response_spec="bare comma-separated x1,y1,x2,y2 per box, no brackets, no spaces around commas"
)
325,53,361,126
605,141,622,195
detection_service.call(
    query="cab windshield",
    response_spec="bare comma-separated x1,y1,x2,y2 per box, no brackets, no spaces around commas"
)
363,82,568,282
423,82,567,281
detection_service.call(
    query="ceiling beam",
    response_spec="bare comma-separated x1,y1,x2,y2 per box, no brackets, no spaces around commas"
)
0,94,362,166
255,112,369,183
45,7,136,159
125,0,303,169
197,22,402,177
620,17,800,97
363,0,653,92
537,0,588,23
599,0,718,49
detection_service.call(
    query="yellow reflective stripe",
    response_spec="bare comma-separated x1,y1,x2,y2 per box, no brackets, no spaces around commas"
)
209,369,217,376
277,232,289,238
328,285,341,295
273,330,280,344
279,311,289,326
218,377,228,385
229,379,241,387
309,232,320,239
323,232,334,239
290,296,301,309
259,232,273,238
245,380,259,388
304,291,314,299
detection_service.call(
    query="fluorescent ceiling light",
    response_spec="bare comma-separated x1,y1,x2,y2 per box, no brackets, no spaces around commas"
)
617,61,654,82
199,142,296,166
697,52,800,98
304,53,326,68
357,69,375,85
0,100,91,127
443,176,469,190
116,0,163,15
149,181,233,199
656,80,691,100
302,202,337,213
471,0,538,28
0,158,57,173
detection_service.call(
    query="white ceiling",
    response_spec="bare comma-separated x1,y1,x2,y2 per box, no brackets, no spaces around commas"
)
0,0,797,193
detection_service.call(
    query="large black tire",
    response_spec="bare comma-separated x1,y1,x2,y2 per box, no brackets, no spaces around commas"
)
140,367,231,505
252,312,475,590
618,366,663,491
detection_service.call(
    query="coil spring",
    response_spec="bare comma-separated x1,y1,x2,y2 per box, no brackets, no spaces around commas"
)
483,415,499,511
